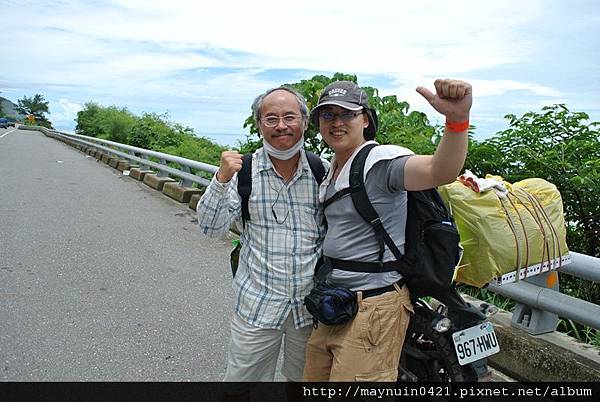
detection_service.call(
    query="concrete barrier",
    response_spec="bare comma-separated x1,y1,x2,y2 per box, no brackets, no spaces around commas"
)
162,182,203,203
117,161,137,172
188,192,204,211
109,158,131,169
461,294,600,381
142,174,176,191
106,156,120,166
129,168,154,181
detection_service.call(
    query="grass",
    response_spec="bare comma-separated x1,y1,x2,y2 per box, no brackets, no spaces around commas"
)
557,318,600,347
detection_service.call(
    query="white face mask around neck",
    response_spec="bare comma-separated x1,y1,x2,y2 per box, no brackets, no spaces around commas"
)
262,137,304,160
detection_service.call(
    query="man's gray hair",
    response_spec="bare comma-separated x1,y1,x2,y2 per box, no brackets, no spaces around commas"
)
251,86,309,124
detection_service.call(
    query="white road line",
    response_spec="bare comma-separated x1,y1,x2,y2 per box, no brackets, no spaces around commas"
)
0,128,18,139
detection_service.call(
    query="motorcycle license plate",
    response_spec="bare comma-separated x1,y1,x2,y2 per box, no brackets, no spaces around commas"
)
452,322,500,366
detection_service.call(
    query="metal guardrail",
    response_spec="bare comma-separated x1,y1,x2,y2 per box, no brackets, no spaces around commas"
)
488,257,600,334
25,126,218,187
23,126,600,335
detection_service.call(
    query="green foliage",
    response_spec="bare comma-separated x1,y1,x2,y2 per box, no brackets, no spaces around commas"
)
238,72,439,157
374,95,439,155
75,102,104,138
466,105,600,259
75,103,226,176
76,103,138,143
128,112,181,149
16,94,53,128
557,319,599,347
100,106,137,143
159,135,222,166
461,286,517,312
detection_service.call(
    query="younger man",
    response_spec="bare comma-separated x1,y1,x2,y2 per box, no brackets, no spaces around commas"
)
303,79,472,381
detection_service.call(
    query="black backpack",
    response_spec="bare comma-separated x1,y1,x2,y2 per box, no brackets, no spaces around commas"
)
324,143,461,298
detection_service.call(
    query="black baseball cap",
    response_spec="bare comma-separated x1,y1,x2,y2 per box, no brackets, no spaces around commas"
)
310,80,378,140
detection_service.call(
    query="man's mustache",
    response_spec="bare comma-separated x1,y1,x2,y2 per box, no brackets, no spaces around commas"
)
270,132,294,137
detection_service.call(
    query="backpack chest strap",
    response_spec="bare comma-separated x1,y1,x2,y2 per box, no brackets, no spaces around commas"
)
329,257,404,273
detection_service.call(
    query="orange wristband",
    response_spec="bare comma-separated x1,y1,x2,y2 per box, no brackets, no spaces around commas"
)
445,119,469,133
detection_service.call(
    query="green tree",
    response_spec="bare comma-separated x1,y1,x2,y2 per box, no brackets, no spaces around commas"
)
75,103,137,142
128,112,183,149
104,107,136,143
75,102,104,137
374,95,440,155
160,134,225,168
74,102,226,180
16,94,53,128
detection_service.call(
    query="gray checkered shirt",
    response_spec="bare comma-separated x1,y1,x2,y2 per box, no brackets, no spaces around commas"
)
197,147,326,329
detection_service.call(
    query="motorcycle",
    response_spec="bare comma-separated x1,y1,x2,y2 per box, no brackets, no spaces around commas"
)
398,285,500,382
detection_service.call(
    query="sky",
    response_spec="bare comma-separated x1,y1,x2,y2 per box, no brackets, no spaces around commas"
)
1,0,599,147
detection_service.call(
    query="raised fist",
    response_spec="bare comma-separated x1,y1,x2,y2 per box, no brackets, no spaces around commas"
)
216,151,244,183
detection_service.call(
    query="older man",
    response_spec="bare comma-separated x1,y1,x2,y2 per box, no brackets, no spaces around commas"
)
197,86,326,383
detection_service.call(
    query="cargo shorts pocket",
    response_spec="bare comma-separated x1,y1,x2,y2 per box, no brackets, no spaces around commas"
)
400,300,414,332
361,295,413,352
361,305,396,351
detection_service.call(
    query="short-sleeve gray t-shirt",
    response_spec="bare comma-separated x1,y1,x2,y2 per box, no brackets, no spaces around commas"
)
323,156,411,291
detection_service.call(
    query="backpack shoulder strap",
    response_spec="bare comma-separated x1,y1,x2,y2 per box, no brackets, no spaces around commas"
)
237,153,253,227
349,143,405,265
238,151,324,227
305,151,326,185
323,187,351,209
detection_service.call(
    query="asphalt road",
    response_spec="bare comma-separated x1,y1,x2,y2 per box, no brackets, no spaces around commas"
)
0,128,235,381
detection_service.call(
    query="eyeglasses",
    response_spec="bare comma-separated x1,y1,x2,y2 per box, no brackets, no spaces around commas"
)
319,110,363,122
261,114,302,128
271,182,289,224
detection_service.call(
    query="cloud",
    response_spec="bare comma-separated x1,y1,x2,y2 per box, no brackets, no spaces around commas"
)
2,0,598,145
51,99,83,131
3,1,546,80
57,98,83,115
2,1,549,98
469,80,561,98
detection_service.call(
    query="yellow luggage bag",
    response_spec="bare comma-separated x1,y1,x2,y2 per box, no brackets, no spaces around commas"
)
438,176,570,287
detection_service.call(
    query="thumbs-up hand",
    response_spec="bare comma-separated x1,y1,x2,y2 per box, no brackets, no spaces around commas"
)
416,79,472,122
